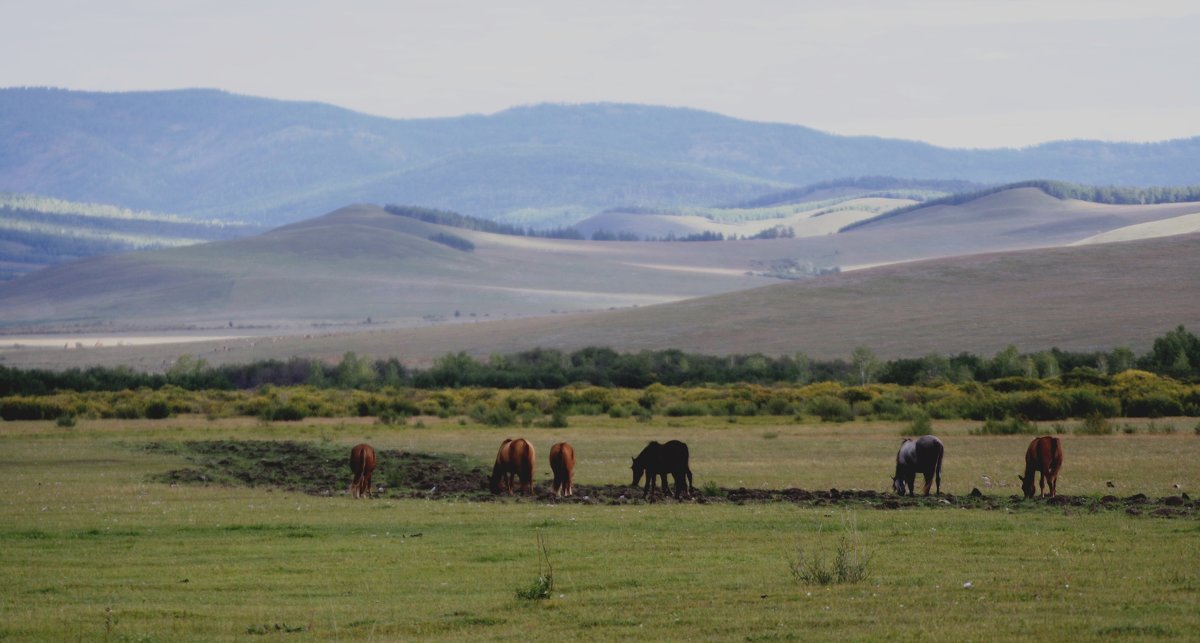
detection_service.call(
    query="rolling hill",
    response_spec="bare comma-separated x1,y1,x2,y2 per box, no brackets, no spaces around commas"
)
3,88,1200,226
2,186,1199,372
3,230,1196,372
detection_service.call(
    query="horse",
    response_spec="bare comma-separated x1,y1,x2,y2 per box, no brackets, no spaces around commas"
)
632,440,693,499
549,442,575,497
348,443,377,499
892,435,943,496
490,438,536,495
1019,436,1063,498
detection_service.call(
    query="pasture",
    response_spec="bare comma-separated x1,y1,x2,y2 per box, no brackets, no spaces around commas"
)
1,415,1198,640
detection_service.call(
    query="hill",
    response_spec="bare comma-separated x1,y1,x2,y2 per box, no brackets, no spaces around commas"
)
2,187,1198,333
3,88,1200,225
4,231,1196,372
2,186,1199,371
0,193,256,280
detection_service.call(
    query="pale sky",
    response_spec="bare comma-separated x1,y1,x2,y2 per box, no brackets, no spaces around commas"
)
4,0,1198,148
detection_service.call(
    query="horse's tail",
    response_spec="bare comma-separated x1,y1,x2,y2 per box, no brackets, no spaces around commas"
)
687,468,694,494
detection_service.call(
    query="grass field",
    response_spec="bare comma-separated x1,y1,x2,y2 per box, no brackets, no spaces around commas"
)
1,415,1197,640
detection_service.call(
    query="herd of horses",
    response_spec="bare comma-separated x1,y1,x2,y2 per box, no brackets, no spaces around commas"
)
346,434,1064,501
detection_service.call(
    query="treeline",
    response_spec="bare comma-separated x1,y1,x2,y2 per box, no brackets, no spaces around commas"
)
385,205,583,239
3,327,1199,399
842,180,1200,232
728,176,980,209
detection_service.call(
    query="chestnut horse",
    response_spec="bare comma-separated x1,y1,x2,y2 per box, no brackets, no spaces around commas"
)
1019,436,1063,498
892,435,943,496
632,440,693,499
349,443,376,499
549,442,575,497
490,438,536,495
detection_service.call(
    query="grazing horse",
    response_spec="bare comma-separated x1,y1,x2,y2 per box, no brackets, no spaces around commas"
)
490,438,536,495
1019,436,1063,498
348,443,377,499
892,435,943,496
549,442,575,497
632,440,693,499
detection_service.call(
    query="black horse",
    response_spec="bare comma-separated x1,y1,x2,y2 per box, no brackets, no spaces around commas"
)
892,435,944,496
632,440,693,499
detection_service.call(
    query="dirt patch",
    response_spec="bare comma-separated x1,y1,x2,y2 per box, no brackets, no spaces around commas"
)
142,440,1198,517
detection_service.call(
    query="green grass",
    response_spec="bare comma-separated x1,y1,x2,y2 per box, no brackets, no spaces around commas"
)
0,416,1197,640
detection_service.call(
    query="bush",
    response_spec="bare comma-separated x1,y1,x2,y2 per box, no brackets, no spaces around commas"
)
664,402,709,417
1010,392,1070,421
902,410,932,436
1123,394,1184,418
789,520,872,586
55,414,77,428
1074,413,1113,435
805,396,853,423
972,416,1037,435
144,398,171,420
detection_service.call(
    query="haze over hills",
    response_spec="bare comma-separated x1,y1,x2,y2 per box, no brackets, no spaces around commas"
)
4,87,1200,226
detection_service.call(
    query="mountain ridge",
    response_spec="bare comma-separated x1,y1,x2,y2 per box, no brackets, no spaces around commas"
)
4,87,1199,225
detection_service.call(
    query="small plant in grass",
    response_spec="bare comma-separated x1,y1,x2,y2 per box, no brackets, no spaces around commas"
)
701,480,727,498
1074,413,1114,435
901,410,931,436
971,416,1036,435
376,410,407,426
788,516,873,586
515,532,555,601
55,414,77,428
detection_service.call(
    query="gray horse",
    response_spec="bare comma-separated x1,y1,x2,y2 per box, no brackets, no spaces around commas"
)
893,435,944,496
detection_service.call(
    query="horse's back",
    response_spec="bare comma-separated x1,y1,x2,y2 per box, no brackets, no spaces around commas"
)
350,443,376,474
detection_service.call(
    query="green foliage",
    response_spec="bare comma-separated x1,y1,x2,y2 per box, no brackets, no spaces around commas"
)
788,518,873,586
1074,413,1114,435
805,395,854,423
972,416,1038,435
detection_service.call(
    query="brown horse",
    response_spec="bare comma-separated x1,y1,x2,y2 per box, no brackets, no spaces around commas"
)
1019,436,1063,498
490,438,536,495
349,443,376,499
549,442,575,497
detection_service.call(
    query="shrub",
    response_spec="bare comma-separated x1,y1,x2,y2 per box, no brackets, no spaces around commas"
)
1010,392,1070,421
1123,394,1184,418
144,398,171,420
972,416,1036,435
468,403,516,427
1074,413,1113,435
664,402,709,417
55,414,77,428
902,410,932,436
788,520,872,586
805,396,853,423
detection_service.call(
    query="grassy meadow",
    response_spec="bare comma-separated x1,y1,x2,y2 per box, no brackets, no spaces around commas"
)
1,415,1198,641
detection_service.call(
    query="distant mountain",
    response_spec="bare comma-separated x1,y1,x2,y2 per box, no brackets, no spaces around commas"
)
3,88,1199,225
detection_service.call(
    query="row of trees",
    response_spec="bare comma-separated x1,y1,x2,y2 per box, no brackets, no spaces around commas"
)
2,327,1198,397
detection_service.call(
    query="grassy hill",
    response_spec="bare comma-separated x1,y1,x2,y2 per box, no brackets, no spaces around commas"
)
4,88,1200,226
4,231,1196,372
2,187,1199,372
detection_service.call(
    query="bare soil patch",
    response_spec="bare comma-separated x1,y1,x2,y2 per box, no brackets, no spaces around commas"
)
141,440,1197,517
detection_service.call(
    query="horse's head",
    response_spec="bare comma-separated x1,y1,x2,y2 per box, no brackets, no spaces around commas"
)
631,457,645,487
1018,474,1034,498
891,476,905,495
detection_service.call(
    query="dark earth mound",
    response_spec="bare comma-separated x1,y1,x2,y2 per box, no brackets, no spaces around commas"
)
142,440,1197,517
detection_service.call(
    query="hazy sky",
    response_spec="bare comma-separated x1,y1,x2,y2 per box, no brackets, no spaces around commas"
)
5,0,1198,148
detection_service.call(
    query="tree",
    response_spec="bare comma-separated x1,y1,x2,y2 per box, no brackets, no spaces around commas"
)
850,346,880,385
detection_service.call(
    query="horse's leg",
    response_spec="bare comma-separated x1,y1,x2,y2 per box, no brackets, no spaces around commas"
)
921,473,933,496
